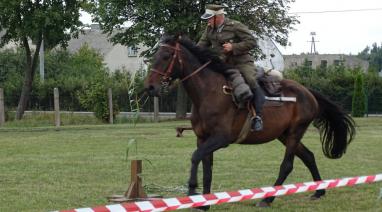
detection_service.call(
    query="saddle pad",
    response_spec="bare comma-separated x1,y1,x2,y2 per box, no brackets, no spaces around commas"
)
264,100,283,107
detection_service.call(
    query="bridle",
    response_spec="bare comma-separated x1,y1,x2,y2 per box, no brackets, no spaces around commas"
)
151,42,211,91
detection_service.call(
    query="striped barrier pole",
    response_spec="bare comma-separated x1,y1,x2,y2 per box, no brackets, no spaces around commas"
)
58,173,382,212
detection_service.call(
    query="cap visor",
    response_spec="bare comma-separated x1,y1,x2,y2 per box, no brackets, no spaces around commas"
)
201,13,214,19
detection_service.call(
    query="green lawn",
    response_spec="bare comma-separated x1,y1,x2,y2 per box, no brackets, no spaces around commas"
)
0,118,381,212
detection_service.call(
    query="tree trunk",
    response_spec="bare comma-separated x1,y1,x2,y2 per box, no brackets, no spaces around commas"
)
175,84,188,119
15,36,42,120
15,67,34,119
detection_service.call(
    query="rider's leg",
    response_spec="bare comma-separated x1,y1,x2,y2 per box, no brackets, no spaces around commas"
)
251,86,265,131
223,68,253,103
236,63,265,131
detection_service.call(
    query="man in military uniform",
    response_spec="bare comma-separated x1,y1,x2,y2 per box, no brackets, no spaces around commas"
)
197,4,265,131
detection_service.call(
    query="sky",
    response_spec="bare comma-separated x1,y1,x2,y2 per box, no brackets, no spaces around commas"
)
280,0,382,55
80,0,382,55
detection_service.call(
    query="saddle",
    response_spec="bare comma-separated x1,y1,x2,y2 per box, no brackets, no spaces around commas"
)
256,69,283,97
223,69,284,108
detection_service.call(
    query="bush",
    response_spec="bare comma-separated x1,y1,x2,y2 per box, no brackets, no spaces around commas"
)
78,72,119,122
352,73,366,117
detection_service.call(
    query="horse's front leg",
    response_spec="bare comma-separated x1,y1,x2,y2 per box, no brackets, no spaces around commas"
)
188,135,229,196
202,153,213,194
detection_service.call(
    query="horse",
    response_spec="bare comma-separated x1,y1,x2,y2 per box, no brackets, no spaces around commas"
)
144,35,355,209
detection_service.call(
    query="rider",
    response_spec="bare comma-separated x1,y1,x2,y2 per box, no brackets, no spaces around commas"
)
197,3,265,131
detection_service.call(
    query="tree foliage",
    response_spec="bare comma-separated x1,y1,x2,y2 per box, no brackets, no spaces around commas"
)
358,42,382,73
0,0,86,119
284,64,356,112
88,0,298,57
352,73,366,117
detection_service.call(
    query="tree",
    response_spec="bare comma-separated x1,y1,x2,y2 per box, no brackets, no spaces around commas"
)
89,0,298,116
358,42,382,73
0,0,85,119
352,73,366,117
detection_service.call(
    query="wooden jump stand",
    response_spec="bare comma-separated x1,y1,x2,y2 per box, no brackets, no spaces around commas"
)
108,160,161,203
125,160,147,199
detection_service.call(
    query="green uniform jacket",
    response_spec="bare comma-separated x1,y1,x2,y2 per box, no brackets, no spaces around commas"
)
197,18,257,66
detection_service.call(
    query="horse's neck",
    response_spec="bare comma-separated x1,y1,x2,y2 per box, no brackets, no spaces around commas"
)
181,65,226,107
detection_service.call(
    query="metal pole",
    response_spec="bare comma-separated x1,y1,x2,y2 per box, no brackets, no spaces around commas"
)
0,88,5,126
108,88,113,124
54,88,60,128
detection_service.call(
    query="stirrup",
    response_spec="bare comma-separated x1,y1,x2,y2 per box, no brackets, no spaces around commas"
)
251,116,263,132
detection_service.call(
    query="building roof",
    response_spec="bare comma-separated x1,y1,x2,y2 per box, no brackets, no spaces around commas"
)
66,27,114,56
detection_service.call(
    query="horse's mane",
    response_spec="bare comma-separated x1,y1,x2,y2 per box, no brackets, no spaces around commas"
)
161,35,234,75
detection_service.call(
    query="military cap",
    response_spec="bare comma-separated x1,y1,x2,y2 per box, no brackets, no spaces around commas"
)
201,4,227,19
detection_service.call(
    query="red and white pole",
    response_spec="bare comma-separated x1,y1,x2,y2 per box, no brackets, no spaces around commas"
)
58,173,382,212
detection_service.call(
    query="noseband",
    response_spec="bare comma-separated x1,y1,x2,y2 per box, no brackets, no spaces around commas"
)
151,42,183,82
151,42,211,89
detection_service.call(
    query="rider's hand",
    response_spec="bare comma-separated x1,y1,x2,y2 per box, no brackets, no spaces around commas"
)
223,42,233,53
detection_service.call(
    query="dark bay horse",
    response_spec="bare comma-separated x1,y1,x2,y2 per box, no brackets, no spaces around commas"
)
144,36,355,208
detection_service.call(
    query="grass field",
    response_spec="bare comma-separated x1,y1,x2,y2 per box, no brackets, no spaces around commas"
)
0,118,381,211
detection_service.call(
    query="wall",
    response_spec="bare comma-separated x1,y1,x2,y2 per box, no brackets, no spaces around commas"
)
284,54,369,71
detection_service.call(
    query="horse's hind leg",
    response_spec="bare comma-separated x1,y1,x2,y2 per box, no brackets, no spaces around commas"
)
258,125,308,207
295,143,325,199
258,145,296,207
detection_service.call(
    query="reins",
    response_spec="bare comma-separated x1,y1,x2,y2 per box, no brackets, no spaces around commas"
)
151,42,211,85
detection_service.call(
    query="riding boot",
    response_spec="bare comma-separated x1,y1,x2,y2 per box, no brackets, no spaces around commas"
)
223,68,253,104
251,86,266,131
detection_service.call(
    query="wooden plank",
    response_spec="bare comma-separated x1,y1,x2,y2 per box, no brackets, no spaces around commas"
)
54,88,60,128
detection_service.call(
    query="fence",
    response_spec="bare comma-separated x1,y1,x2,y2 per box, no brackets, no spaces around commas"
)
1,87,382,127
0,87,191,126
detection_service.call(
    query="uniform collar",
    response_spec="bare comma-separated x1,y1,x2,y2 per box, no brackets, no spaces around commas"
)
209,18,230,32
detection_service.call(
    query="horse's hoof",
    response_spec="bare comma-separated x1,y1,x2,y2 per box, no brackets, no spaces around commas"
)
310,194,322,200
188,192,201,196
256,201,271,207
310,190,325,200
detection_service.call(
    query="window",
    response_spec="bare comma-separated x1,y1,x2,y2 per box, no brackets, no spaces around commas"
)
307,60,313,67
128,46,138,57
291,62,298,67
334,59,343,66
320,60,327,68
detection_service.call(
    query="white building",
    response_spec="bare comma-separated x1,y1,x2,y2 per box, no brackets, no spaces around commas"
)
66,24,147,73
255,36,284,71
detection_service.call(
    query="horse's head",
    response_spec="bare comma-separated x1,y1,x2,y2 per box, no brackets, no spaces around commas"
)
144,36,184,96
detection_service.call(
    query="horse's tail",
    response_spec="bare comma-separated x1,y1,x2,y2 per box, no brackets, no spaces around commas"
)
309,89,356,159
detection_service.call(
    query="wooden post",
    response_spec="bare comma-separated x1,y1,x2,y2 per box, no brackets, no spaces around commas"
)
154,97,159,122
54,88,60,128
0,88,5,126
125,160,147,199
108,88,113,124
